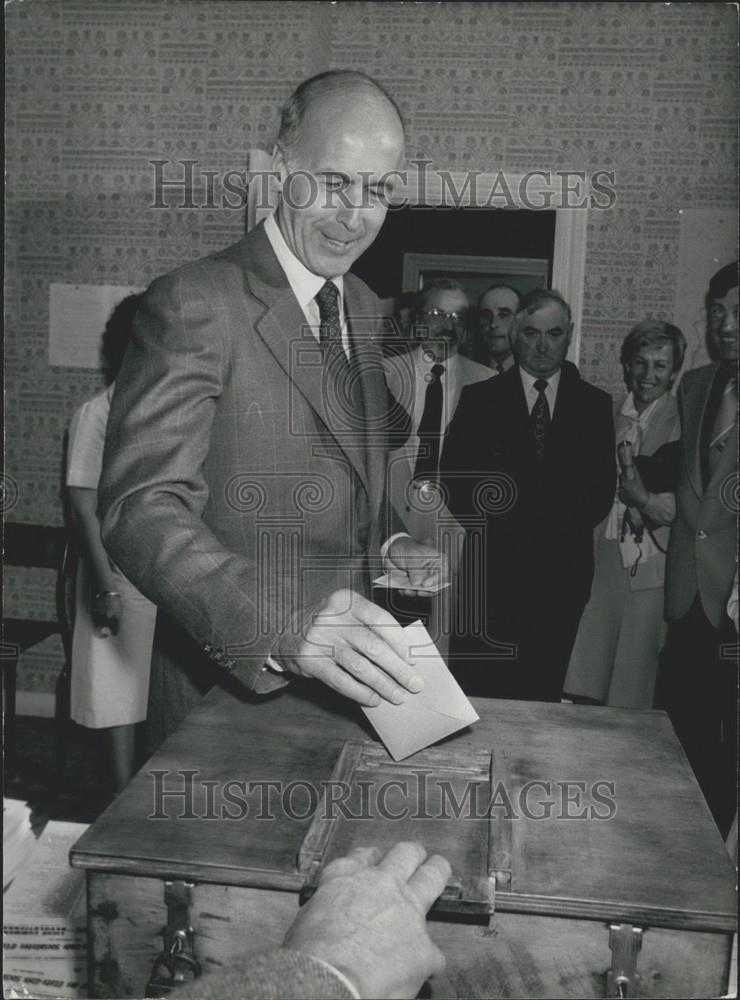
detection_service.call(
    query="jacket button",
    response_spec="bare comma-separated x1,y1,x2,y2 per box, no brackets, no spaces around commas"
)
697,530,708,539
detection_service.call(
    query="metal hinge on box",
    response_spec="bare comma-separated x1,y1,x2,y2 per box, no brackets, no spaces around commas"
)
606,923,643,998
146,881,201,997
297,739,511,919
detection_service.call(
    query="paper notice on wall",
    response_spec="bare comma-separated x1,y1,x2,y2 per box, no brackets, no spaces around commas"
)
48,283,144,368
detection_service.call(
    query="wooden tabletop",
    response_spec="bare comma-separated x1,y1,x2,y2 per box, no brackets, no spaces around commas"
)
70,682,737,933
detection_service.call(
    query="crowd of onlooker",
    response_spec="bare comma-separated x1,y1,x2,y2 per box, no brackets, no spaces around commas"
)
383,262,738,837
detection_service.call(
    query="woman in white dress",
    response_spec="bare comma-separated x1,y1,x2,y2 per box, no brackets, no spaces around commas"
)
564,320,686,708
66,294,157,792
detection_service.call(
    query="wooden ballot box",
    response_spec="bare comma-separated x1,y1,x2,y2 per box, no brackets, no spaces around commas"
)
70,684,737,999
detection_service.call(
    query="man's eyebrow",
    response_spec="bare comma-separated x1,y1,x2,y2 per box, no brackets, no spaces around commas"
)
317,169,350,182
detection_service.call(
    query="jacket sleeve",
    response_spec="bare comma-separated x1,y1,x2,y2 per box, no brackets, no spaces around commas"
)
98,269,287,694
171,948,358,1000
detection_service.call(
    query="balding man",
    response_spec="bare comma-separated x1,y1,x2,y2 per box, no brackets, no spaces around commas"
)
100,70,446,748
475,285,520,374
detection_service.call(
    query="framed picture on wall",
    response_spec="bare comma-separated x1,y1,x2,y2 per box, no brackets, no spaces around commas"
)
402,252,549,301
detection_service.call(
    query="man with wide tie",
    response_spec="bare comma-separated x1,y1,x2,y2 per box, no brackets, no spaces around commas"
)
441,288,615,701
382,280,490,646
99,69,447,749
622,261,738,835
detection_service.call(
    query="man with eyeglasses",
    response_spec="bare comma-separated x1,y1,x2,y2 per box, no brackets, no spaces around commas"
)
382,279,490,644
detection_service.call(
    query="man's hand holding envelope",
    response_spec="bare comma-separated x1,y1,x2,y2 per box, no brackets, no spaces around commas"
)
363,620,479,761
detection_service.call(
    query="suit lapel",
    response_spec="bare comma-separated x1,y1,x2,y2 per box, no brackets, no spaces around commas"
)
683,363,720,495
547,362,580,454
502,366,537,461
345,276,388,522
240,225,371,495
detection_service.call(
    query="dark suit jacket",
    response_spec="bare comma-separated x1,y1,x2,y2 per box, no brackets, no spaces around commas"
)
99,221,396,694
441,362,615,620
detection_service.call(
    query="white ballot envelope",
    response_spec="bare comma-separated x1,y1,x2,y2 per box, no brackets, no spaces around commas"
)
373,570,450,593
363,620,479,761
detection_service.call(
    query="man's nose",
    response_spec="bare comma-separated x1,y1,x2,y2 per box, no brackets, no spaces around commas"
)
722,310,738,334
536,334,548,352
336,200,362,231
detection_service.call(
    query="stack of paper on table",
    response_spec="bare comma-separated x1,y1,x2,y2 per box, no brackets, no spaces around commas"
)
3,799,35,890
3,820,89,999
363,620,479,760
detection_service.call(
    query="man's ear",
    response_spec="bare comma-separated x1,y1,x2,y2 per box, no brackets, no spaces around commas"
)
272,144,289,184
565,321,574,346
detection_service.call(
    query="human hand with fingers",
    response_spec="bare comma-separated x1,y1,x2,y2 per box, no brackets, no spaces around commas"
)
285,842,451,999
385,535,450,597
274,589,425,706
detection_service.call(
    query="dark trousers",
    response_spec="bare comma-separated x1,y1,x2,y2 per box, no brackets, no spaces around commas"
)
449,598,585,703
655,599,738,838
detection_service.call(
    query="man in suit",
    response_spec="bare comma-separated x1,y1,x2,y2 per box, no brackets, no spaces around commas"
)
475,284,520,373
381,279,491,647
624,261,738,835
99,70,446,749
173,842,450,1000
441,288,615,701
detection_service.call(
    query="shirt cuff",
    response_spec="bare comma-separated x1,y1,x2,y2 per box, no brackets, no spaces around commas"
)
380,532,410,563
306,956,361,999
265,654,285,673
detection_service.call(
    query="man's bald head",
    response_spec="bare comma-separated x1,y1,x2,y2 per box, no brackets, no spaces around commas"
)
277,69,405,159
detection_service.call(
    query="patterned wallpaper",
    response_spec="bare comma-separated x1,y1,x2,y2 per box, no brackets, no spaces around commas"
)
5,1,737,699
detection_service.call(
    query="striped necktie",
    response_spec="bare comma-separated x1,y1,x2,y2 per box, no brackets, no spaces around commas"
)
532,378,551,460
316,281,347,361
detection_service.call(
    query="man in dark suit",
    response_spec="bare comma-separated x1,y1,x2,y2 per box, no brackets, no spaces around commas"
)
99,70,446,748
624,261,738,835
441,288,615,701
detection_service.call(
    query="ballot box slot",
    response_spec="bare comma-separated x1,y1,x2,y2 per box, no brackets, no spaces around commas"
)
297,739,503,918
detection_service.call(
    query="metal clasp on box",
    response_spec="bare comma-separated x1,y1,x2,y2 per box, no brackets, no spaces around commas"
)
606,923,643,998
145,881,201,997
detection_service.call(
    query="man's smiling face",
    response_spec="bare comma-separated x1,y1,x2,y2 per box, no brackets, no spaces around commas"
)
273,90,405,278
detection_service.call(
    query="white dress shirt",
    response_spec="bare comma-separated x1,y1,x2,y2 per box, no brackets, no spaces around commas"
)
518,366,562,417
264,212,350,358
